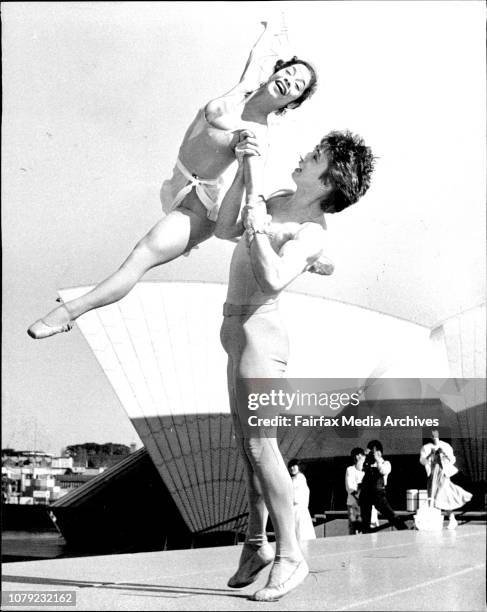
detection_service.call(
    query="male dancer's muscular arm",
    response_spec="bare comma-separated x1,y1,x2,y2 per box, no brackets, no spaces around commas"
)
243,156,324,293
249,227,324,292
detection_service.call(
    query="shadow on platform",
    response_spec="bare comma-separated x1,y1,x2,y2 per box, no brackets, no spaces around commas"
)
2,526,485,611
2,574,249,599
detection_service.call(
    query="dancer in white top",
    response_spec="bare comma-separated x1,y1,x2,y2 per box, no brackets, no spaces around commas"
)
345,447,365,534
28,22,317,339
288,459,316,542
420,429,472,529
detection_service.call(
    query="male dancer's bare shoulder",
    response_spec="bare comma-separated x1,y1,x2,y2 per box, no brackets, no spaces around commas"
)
265,192,333,276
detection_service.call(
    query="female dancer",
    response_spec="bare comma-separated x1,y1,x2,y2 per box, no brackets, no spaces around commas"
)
288,459,316,542
420,429,472,529
28,23,317,339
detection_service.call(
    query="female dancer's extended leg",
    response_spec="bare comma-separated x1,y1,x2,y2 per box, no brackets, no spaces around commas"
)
28,200,215,338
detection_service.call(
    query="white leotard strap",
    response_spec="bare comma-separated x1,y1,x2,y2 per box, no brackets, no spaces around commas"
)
172,158,220,213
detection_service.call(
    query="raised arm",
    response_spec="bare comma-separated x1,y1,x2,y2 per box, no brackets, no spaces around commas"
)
377,458,391,477
205,24,281,115
214,130,262,240
235,22,280,92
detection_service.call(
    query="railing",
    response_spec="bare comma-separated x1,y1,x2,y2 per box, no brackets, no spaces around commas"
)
190,508,486,547
191,512,249,547
194,512,249,534
313,508,486,536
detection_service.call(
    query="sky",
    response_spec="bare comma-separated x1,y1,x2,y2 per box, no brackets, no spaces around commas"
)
2,1,485,455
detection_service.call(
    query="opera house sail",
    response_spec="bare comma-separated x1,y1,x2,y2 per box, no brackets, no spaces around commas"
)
59,282,486,536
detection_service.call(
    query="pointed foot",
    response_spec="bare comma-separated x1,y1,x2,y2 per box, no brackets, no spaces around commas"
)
27,305,73,339
227,543,274,589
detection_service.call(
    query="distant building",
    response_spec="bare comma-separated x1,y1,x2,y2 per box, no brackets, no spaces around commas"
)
51,457,73,470
55,474,94,491
2,447,123,505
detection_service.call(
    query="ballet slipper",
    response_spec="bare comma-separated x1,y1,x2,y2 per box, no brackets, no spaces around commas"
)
250,558,309,602
27,304,73,339
447,515,458,530
227,543,275,588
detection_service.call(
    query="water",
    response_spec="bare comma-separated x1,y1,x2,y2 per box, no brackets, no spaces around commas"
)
2,530,67,563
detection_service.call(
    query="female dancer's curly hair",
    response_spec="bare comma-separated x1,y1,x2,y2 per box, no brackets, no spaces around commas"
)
272,56,318,115
318,131,376,213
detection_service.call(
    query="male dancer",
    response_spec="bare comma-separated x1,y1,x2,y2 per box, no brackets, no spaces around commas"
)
359,440,408,533
216,129,374,601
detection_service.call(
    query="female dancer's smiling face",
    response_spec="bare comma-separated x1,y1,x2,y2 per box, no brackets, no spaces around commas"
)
267,63,313,109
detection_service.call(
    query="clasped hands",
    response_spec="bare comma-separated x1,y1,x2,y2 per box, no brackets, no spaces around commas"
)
234,130,272,246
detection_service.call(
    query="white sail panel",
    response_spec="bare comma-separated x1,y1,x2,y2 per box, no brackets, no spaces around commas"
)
59,281,453,532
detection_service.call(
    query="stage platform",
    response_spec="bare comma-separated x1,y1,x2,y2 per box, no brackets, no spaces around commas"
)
2,525,485,611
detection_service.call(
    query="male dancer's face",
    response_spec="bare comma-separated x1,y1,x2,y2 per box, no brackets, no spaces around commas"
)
291,146,330,187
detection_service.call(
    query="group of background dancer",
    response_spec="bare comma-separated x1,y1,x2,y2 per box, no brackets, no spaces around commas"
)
346,431,472,535
346,441,403,535
27,23,375,601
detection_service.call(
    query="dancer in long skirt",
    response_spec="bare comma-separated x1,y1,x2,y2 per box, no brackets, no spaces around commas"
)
420,429,472,529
